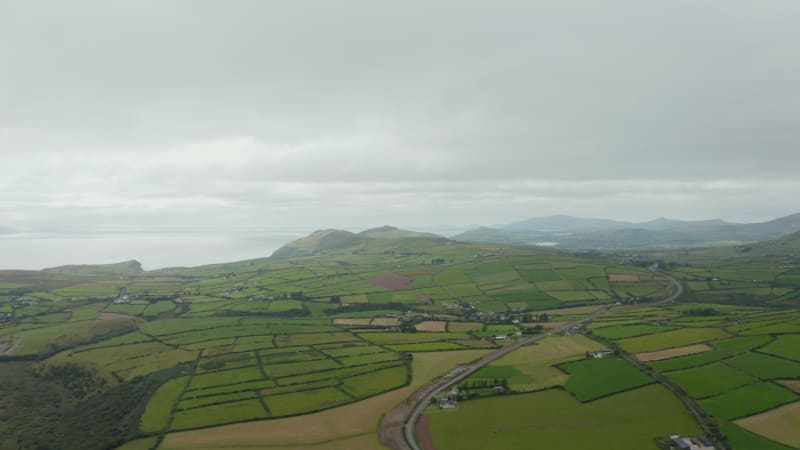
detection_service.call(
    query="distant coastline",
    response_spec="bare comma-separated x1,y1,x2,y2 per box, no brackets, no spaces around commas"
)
0,230,304,270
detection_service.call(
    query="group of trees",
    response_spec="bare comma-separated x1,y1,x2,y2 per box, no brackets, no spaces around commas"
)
457,378,510,399
681,307,719,316
32,362,107,399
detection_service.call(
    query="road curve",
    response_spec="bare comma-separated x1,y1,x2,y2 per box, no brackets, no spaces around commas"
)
381,264,682,450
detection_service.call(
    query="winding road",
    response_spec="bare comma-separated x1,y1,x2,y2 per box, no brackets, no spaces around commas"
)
379,264,683,450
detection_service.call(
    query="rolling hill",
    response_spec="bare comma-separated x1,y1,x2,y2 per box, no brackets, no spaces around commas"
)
270,229,365,258
271,226,448,258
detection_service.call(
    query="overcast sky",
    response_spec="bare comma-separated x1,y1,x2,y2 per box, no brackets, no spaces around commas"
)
2,0,799,235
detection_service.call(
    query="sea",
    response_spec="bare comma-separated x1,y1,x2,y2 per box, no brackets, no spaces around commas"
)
0,226,469,271
0,231,307,271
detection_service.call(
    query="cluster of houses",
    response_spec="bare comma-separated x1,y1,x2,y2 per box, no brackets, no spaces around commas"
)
670,435,716,450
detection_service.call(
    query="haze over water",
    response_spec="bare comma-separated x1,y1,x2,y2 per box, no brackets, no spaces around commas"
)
0,226,470,270
0,231,304,270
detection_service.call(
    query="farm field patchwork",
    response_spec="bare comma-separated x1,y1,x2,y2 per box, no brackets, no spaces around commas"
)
648,335,773,372
615,327,731,353
3,231,800,450
160,349,490,449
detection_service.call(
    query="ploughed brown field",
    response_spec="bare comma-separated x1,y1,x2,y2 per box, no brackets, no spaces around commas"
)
366,273,413,291
415,321,447,332
371,317,401,327
332,318,372,326
416,415,438,450
608,274,640,282
635,343,713,362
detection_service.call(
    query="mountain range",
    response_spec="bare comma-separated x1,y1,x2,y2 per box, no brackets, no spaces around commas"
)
453,213,800,250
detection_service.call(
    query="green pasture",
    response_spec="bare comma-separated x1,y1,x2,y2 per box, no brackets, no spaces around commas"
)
428,385,700,450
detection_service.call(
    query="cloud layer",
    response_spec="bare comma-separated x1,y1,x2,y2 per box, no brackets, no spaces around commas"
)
2,0,799,232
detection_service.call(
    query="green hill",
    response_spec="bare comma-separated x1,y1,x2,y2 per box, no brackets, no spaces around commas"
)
271,227,448,258
271,229,365,258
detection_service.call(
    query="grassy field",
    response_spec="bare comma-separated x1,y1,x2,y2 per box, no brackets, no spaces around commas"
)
700,382,798,420
648,335,773,372
140,376,188,432
561,356,652,401
428,385,700,450
590,323,679,340
171,398,268,430
475,335,603,391
667,363,755,399
761,334,800,361
387,341,467,352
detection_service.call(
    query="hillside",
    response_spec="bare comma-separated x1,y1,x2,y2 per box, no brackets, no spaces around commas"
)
270,229,364,258
744,229,800,256
271,226,448,258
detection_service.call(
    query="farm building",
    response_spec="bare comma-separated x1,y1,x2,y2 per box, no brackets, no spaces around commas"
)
669,435,716,450
433,387,460,409
590,349,614,359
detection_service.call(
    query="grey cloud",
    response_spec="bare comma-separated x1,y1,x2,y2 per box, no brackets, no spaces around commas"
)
1,0,799,235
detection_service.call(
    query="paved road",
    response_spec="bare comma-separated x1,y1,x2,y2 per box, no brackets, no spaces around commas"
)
381,264,682,450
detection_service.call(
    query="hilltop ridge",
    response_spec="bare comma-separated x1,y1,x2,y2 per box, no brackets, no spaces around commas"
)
271,226,448,258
